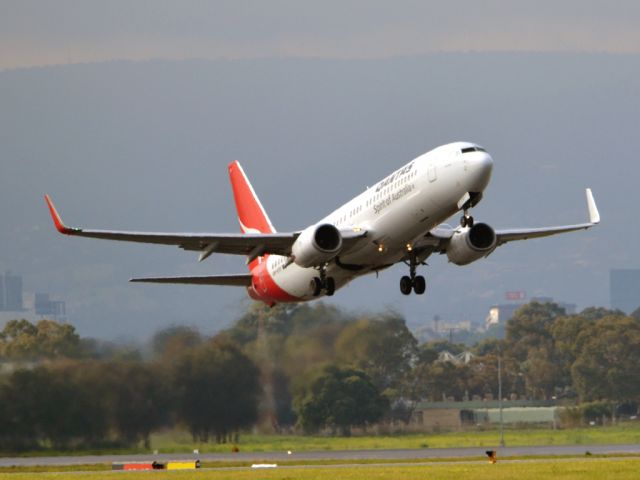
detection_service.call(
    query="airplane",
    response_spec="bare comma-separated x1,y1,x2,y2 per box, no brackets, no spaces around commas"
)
45,142,600,306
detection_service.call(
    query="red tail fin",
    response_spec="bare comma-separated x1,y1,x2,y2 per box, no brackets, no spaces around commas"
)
228,161,276,237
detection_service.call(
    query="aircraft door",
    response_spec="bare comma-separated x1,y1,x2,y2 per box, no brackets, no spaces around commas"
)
428,164,437,182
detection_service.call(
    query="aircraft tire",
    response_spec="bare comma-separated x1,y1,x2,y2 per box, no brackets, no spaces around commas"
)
413,275,426,294
325,277,336,296
460,215,474,228
400,276,412,295
311,277,322,296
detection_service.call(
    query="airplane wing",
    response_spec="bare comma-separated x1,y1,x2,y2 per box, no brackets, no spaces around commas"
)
130,274,252,286
492,188,600,246
44,195,367,262
45,195,296,259
417,188,600,253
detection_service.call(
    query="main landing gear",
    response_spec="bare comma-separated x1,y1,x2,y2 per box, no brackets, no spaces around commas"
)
312,265,335,297
400,253,426,295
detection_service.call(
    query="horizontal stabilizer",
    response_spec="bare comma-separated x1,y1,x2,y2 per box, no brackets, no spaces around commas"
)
130,274,252,286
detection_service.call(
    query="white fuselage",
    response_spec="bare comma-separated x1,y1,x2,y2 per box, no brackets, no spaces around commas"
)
266,142,494,299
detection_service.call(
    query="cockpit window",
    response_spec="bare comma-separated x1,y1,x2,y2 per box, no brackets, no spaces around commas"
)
461,146,486,154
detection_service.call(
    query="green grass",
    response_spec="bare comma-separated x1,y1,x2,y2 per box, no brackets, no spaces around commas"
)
4,454,640,475
4,423,640,458
1,458,639,479
145,423,640,454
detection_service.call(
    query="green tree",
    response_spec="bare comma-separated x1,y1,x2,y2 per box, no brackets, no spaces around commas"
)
506,302,568,398
472,338,504,357
0,319,38,359
104,362,171,448
0,319,80,360
422,361,470,402
571,315,640,407
35,320,81,358
335,314,417,392
295,366,388,435
506,302,566,358
0,366,108,449
172,336,261,442
152,325,202,360
580,306,625,321
466,350,522,400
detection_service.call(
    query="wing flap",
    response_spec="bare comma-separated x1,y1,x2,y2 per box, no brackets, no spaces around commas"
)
130,274,253,286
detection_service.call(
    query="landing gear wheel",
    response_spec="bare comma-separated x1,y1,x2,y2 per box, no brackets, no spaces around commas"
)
325,277,336,296
460,214,474,228
401,252,428,295
312,264,336,296
311,277,322,296
413,275,426,294
400,276,413,295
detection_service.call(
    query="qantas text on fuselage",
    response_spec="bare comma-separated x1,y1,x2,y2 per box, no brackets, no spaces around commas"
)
45,142,600,306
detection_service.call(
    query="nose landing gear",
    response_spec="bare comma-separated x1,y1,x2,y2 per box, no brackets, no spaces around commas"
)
400,253,426,295
460,208,474,228
459,192,482,228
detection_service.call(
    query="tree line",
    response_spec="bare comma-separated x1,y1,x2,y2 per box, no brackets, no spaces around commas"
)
0,321,259,450
1,301,639,449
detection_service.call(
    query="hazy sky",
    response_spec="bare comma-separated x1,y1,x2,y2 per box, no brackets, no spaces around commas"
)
2,1,640,70
1,3,638,338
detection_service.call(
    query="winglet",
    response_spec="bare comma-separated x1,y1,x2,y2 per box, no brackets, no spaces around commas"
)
586,188,600,224
44,195,76,235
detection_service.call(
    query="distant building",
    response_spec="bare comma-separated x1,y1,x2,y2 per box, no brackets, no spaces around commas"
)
34,293,66,319
437,319,472,334
0,272,23,311
610,269,640,314
411,399,559,431
413,316,476,343
485,304,521,329
0,273,67,326
485,297,576,329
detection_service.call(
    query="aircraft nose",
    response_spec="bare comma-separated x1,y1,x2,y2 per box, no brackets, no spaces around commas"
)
466,152,493,192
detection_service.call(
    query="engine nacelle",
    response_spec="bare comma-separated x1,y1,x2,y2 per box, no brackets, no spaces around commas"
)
446,223,497,266
291,223,343,268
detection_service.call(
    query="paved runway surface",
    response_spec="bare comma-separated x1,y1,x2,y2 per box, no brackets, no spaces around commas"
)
1,444,640,467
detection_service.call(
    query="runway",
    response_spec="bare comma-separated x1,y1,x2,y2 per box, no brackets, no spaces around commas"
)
1,444,640,467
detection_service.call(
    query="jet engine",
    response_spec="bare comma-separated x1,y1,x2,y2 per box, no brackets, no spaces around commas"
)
291,223,343,268
446,223,497,266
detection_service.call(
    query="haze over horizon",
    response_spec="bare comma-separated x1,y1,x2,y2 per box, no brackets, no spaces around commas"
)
2,1,640,71
1,3,637,338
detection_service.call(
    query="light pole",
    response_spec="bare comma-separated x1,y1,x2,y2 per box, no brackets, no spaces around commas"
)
498,349,505,447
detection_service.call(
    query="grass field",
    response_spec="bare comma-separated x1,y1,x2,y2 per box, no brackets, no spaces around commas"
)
145,423,640,454
0,458,639,479
4,423,640,457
